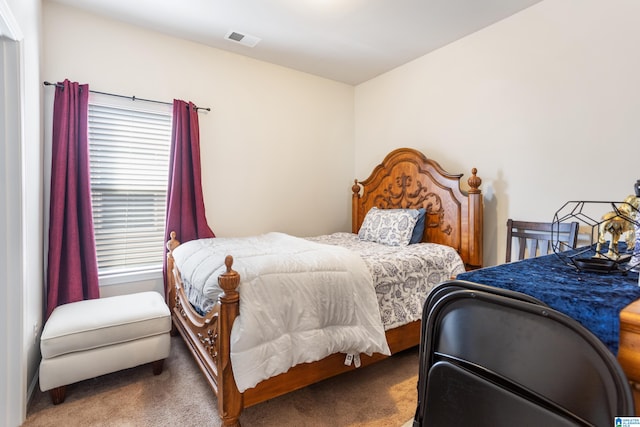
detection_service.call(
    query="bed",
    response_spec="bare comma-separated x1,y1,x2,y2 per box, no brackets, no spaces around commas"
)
165,147,483,426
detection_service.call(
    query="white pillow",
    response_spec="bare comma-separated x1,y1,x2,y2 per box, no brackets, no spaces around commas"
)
358,207,420,246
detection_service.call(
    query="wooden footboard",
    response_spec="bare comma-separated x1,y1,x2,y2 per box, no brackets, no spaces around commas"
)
167,233,241,425
166,234,426,426
165,148,483,426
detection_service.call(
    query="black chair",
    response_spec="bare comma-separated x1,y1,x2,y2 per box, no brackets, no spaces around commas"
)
418,280,548,361
506,219,579,262
413,280,634,427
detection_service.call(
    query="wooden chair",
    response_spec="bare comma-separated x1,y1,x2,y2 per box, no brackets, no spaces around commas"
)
506,219,579,263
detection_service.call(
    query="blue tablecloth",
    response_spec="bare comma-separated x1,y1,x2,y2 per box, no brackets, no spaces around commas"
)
457,253,640,355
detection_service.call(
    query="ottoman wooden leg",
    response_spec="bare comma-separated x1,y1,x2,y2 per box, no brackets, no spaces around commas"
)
49,386,66,405
152,359,165,375
170,323,179,336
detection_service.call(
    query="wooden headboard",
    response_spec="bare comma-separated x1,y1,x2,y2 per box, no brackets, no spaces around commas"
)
351,147,483,269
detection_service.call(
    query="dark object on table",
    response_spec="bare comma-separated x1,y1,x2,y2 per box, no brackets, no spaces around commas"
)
573,256,629,273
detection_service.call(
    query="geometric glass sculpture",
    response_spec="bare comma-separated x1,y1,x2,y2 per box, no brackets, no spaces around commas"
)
553,199,640,273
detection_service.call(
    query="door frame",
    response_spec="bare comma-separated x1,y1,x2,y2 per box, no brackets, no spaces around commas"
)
1,1,26,426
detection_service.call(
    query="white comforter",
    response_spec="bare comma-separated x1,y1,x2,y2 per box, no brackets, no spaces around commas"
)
171,232,391,392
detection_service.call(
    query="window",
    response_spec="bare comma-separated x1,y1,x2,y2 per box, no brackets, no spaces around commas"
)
87,98,172,282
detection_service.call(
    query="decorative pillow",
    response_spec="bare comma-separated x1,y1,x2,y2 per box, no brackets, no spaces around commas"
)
410,208,427,244
358,207,420,246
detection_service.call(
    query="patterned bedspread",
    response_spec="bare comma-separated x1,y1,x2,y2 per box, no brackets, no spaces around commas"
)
307,232,466,329
179,232,465,330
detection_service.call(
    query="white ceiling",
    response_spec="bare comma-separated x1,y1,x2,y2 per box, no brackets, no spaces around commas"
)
50,0,543,85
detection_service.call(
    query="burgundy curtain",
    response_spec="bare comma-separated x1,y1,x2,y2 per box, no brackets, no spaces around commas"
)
46,79,100,319
164,100,214,295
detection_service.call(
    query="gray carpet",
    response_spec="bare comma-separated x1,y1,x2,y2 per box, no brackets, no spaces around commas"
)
24,336,419,426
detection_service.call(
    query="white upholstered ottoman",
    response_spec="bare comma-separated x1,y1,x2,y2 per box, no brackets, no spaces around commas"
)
39,291,171,404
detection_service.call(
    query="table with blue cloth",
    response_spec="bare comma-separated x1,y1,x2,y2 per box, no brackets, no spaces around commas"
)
457,252,640,355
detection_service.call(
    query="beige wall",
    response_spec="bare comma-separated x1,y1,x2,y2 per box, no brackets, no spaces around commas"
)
43,1,355,240
354,0,640,266
12,0,640,424
46,0,640,271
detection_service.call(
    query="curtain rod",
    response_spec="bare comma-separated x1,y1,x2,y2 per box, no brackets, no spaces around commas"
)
43,81,211,112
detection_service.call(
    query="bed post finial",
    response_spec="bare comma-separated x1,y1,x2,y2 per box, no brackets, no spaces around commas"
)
167,231,180,254
219,255,240,296
352,179,360,195
352,180,362,234
468,168,482,194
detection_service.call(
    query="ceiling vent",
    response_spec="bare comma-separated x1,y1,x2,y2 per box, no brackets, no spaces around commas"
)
225,30,261,48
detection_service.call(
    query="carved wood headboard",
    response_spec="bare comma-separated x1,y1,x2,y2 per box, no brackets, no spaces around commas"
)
351,147,483,269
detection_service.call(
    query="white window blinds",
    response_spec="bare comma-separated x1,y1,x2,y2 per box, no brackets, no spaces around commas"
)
88,102,172,277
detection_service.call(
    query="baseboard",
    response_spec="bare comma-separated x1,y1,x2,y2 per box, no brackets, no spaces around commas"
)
27,364,39,410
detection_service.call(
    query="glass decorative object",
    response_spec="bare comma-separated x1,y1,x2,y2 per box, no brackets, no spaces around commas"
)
553,199,640,273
